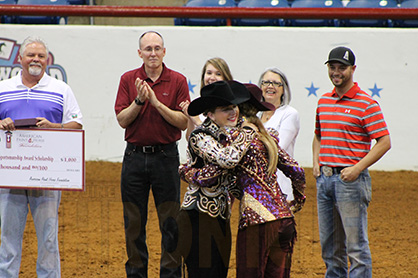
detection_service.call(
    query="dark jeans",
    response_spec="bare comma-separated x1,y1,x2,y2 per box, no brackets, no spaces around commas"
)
121,142,181,278
236,218,296,278
177,209,231,278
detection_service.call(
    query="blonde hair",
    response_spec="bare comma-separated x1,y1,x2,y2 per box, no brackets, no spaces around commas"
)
239,102,278,175
200,57,233,89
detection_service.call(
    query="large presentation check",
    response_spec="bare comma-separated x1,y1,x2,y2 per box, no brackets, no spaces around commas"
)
0,128,85,191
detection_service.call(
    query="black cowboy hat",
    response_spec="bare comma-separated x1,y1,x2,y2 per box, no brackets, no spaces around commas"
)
188,80,250,116
243,83,275,111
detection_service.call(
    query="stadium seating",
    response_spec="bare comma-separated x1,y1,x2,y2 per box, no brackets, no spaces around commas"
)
344,0,398,27
290,0,344,27
174,0,237,26
397,0,418,27
0,0,17,24
67,0,88,4
15,0,69,24
233,0,290,26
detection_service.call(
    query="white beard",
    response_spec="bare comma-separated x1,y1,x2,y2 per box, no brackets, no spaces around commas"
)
28,65,42,76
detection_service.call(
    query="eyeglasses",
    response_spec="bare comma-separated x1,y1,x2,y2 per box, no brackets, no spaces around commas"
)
261,80,283,88
141,46,164,53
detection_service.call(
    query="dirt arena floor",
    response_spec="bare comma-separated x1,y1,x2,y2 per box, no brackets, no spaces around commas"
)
14,161,418,277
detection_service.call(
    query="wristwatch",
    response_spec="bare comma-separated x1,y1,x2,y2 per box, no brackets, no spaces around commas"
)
135,97,145,106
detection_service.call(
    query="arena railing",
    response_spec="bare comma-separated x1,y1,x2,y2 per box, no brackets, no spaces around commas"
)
0,5,417,24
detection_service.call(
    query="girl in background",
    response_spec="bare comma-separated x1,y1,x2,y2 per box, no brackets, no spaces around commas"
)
182,57,234,139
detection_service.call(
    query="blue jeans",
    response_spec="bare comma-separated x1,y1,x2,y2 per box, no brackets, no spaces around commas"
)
316,169,372,278
0,189,61,278
121,142,181,278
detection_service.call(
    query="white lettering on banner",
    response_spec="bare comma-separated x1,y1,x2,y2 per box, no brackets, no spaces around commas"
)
0,66,21,80
0,67,12,80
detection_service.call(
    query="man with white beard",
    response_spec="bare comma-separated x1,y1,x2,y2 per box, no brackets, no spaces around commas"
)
0,36,83,278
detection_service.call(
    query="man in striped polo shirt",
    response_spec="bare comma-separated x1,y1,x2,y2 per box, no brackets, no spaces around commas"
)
0,36,83,278
312,46,391,278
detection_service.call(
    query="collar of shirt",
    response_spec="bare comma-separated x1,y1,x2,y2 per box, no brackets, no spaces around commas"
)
138,63,170,84
331,82,360,99
16,71,49,89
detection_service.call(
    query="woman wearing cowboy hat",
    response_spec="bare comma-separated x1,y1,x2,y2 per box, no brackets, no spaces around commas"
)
180,83,306,278
177,80,254,278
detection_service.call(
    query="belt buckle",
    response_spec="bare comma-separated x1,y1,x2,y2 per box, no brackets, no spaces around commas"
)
142,146,155,153
322,166,333,177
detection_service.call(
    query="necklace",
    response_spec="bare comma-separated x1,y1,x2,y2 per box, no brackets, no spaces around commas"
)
263,111,274,122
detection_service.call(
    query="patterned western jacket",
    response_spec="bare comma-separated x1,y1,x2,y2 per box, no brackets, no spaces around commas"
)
181,127,306,229
179,118,255,220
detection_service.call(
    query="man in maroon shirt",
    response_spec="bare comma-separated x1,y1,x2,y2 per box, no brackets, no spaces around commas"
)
115,31,189,278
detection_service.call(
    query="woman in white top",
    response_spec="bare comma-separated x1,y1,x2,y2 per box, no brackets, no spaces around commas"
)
258,67,300,201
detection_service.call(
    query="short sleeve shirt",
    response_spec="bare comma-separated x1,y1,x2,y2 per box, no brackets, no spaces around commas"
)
315,83,389,167
114,63,190,146
0,72,83,125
